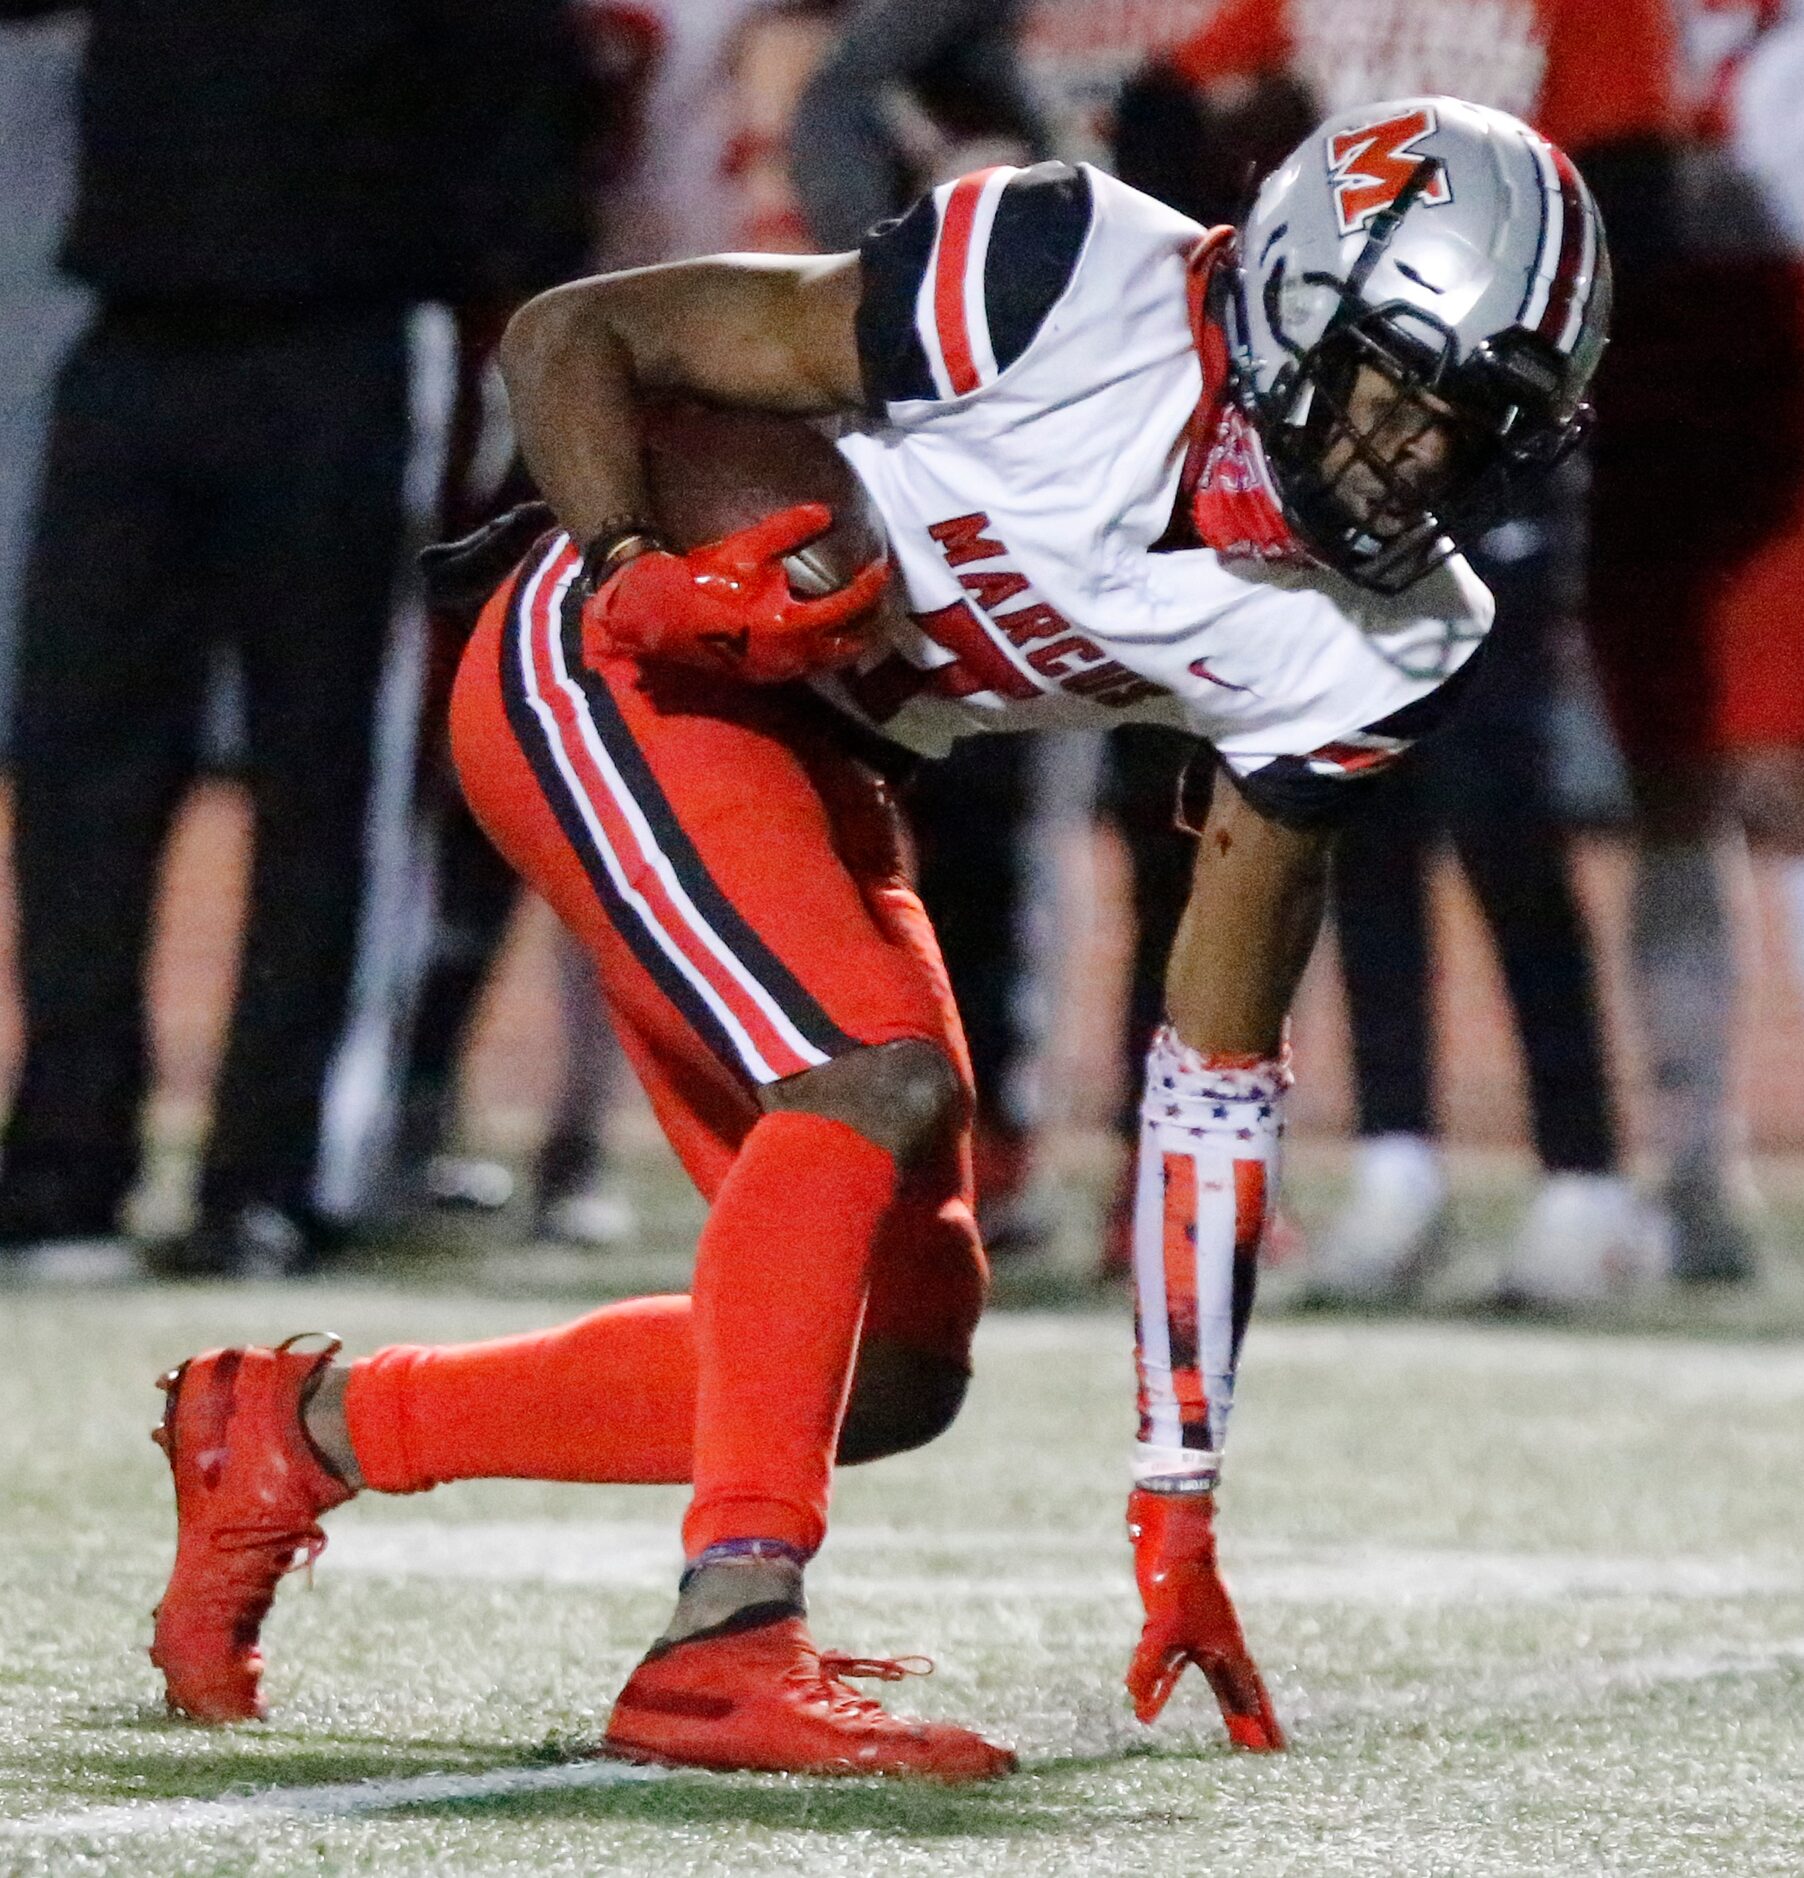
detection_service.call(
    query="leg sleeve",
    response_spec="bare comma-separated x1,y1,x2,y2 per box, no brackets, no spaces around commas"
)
1331,772,1434,1142
1130,1028,1287,1490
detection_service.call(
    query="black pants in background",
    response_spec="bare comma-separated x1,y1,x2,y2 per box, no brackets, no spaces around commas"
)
907,737,1032,1134
2,304,409,1236
1099,725,1196,1135
1330,497,1618,1176
911,724,1197,1147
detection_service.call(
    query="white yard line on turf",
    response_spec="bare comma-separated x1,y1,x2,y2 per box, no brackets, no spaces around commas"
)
971,1313,1804,1402
1236,1321,1804,1401
0,1759,669,1843
1296,1635,1804,1736
324,1519,1804,1606
11,1637,1804,1844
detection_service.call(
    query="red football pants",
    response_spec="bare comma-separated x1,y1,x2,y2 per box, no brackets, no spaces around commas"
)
345,533,986,1557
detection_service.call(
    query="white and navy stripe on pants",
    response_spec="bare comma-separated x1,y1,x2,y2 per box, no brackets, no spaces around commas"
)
498,532,858,1087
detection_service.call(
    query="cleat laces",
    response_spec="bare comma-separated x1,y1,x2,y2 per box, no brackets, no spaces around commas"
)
797,1651,935,1725
818,1653,934,1684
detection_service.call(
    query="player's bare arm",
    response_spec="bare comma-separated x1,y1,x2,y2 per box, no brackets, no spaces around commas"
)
499,253,865,550
1119,770,1329,1751
501,256,889,690
504,255,947,1152
1164,772,1332,1059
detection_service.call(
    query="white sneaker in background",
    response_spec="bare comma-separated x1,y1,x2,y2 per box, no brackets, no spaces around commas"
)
13,1235,143,1285
539,1184,638,1249
423,1153,516,1215
1308,1134,1452,1303
1497,1172,1663,1307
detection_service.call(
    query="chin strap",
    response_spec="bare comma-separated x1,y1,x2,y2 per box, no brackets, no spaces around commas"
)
1189,406,1307,565
1178,233,1310,567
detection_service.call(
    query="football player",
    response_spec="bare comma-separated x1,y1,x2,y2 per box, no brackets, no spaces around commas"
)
147,98,1607,1778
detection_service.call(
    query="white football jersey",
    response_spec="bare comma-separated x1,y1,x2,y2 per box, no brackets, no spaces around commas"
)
819,161,1494,806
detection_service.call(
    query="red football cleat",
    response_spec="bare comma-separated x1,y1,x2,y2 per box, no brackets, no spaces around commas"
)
149,1333,352,1723
1125,1487,1286,1750
600,1615,1017,1781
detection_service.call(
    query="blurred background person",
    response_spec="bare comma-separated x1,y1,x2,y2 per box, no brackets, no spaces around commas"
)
1310,468,1639,1309
1025,18,1632,1297
1643,0,1804,1280
1156,0,1802,1298
1714,4,1804,1023
789,0,1051,249
1570,0,1804,1285
733,1,850,252
1138,10,1636,1306
391,0,771,1251
0,0,590,1276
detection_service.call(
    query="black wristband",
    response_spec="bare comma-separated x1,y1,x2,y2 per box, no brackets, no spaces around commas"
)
578,516,666,594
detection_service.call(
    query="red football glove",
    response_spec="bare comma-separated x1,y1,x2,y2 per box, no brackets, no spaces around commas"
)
1125,1486,1286,1750
582,503,889,684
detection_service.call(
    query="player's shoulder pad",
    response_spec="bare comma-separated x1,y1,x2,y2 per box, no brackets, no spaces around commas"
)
856,161,1096,410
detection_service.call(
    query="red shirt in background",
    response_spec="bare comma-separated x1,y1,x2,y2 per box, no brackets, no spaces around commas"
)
1167,0,1680,152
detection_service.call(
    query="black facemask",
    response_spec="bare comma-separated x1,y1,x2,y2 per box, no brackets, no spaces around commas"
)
1258,310,1589,594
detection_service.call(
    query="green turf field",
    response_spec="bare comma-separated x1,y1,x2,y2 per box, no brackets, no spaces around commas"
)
4,1248,1804,1877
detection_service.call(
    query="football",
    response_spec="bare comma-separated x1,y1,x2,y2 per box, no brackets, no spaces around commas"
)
638,397,888,599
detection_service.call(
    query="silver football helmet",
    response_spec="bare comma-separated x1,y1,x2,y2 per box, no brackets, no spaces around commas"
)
1226,96,1611,592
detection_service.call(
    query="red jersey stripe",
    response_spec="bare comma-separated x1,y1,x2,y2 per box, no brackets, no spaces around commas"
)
932,169,1000,396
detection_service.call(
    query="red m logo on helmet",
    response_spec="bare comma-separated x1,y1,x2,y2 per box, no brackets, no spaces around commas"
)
1326,106,1452,236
